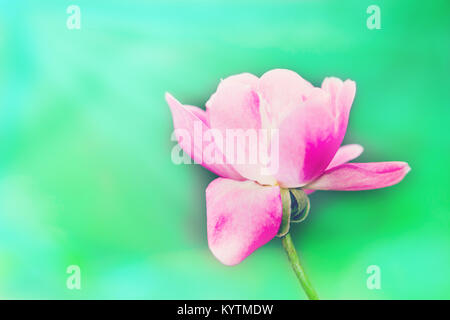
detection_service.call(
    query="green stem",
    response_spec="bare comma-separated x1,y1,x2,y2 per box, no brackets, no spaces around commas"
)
281,233,319,300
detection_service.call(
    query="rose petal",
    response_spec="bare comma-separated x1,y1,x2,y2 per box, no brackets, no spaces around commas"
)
322,77,356,135
206,72,259,109
326,144,364,170
166,92,243,180
274,78,356,188
207,81,276,185
274,91,335,187
206,178,282,266
303,144,364,195
184,105,209,125
258,69,313,126
306,162,411,191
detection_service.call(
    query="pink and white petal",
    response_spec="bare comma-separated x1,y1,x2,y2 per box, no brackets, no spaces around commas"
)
166,93,243,180
273,78,356,188
275,91,342,188
206,73,259,109
184,105,209,125
207,82,275,184
305,162,411,191
206,178,282,266
221,72,259,88
302,144,363,195
327,144,364,170
338,80,357,118
321,77,356,142
336,80,356,135
322,78,356,133
207,81,262,132
258,69,313,126
322,77,354,109
322,77,344,109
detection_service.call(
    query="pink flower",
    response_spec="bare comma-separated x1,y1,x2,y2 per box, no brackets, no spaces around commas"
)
166,69,410,266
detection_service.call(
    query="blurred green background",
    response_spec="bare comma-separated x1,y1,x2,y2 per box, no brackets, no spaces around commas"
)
0,0,449,299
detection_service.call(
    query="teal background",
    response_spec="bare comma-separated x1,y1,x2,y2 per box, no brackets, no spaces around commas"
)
0,0,449,299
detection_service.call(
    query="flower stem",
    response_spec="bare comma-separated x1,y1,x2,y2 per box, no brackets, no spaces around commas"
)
281,233,319,300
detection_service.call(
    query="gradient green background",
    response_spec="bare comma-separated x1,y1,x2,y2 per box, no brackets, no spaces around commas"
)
0,0,449,299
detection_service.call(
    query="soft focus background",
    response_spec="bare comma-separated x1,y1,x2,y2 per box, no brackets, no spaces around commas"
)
0,0,449,299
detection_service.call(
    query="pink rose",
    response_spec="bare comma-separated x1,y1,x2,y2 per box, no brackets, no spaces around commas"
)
166,69,410,266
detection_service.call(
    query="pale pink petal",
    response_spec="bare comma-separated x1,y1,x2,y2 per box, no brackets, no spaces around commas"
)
184,105,209,125
322,77,356,134
326,144,364,170
221,72,259,88
258,69,313,126
321,77,343,109
206,73,259,109
306,162,411,191
207,81,261,131
207,82,275,185
165,93,243,180
275,91,337,187
206,178,282,266
274,78,357,188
